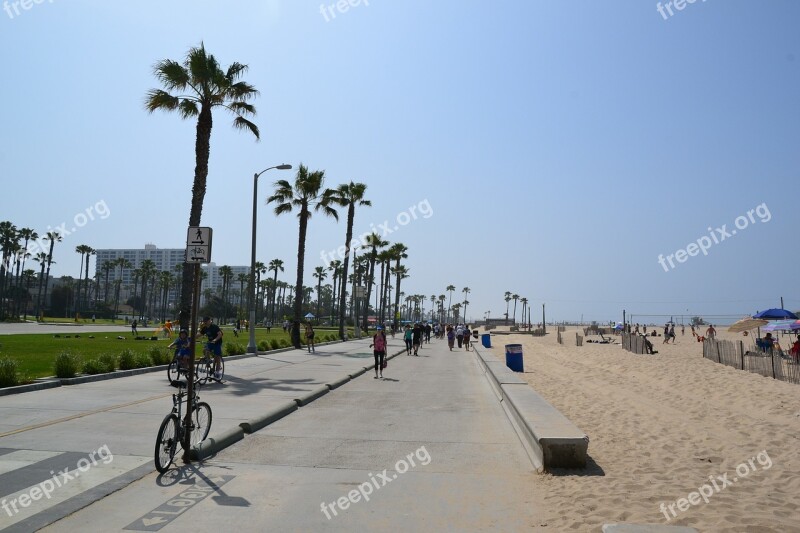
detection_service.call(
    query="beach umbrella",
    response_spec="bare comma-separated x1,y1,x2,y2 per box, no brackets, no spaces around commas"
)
762,320,800,332
728,317,768,333
753,309,798,320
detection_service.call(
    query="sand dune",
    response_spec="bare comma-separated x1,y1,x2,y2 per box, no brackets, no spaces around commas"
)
487,327,800,532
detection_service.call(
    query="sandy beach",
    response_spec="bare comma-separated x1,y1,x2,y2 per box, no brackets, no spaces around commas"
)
485,326,799,532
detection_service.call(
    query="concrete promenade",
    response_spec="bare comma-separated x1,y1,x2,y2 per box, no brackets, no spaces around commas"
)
1,335,541,532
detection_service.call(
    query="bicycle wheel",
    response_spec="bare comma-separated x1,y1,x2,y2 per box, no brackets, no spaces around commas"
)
154,414,179,474
215,357,225,381
192,402,212,445
167,360,179,383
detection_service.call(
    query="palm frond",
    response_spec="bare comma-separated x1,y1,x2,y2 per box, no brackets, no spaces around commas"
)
179,99,199,118
226,101,257,116
144,89,181,113
226,62,249,82
228,81,259,100
232,116,260,139
153,60,189,91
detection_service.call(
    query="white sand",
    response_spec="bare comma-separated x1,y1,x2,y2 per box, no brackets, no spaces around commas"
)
486,327,799,532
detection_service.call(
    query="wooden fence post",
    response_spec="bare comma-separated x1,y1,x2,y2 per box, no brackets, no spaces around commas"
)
739,340,744,370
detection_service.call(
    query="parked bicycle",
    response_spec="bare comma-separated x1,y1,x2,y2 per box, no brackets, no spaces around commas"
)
154,382,212,473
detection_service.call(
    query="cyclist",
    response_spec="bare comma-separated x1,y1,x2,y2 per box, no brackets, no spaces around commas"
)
199,316,224,380
168,329,191,371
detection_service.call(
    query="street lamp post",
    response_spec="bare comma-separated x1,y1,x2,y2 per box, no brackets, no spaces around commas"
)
248,164,292,354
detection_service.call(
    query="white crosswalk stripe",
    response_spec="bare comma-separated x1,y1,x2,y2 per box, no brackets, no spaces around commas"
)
0,450,61,476
0,455,150,530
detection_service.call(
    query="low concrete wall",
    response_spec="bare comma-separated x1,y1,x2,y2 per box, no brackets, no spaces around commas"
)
472,344,589,470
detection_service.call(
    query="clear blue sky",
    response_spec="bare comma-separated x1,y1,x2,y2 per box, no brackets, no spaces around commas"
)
2,0,798,323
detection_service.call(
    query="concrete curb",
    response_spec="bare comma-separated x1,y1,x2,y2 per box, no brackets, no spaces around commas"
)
294,385,329,406
190,426,246,461
0,379,61,397
239,400,298,434
325,375,351,390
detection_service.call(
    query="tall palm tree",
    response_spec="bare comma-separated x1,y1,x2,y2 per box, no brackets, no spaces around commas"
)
446,285,456,323
362,233,388,331
267,164,338,348
267,258,284,323
387,242,408,327
14,228,37,313
452,302,462,324
138,259,157,320
312,266,327,321
438,294,446,323
21,269,36,319
114,258,132,319
41,231,62,319
85,247,96,312
512,293,519,324
218,265,233,322
328,259,342,325
236,273,249,312
146,42,260,329
520,297,528,329
375,249,393,324
33,251,48,319
0,221,17,318
504,291,512,324
462,287,471,324
159,271,174,321
329,182,370,338
100,260,114,303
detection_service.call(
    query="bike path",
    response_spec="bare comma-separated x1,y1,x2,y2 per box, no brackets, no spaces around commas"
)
0,338,405,532
39,338,542,532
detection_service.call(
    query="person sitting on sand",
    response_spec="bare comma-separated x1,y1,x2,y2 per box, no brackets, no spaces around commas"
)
790,335,800,362
643,335,657,355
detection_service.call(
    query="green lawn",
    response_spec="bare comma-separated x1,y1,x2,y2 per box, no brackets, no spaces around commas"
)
0,326,352,382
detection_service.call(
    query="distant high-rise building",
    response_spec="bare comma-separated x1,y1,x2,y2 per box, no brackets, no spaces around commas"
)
94,244,249,296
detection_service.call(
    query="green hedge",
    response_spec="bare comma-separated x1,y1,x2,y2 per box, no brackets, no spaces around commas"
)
54,351,81,378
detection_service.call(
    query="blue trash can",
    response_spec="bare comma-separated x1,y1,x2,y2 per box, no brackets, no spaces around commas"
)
481,333,492,348
505,344,523,372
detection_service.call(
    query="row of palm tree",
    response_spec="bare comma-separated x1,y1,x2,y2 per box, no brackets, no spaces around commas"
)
0,223,65,320
145,44,421,347
503,291,530,326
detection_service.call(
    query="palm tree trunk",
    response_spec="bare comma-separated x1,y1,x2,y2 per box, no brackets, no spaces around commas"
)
179,105,212,330
292,211,309,348
338,206,355,339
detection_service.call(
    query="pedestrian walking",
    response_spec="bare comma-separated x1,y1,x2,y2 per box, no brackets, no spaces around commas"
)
463,325,471,351
305,322,316,353
403,325,413,355
447,325,455,351
131,319,138,336
412,323,422,356
370,326,387,378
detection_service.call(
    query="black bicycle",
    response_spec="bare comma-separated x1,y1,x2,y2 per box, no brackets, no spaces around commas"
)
166,349,197,384
154,383,212,473
195,343,225,384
